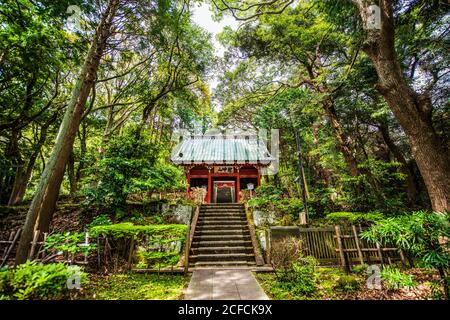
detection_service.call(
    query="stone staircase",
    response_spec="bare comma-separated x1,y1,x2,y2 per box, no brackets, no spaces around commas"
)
189,203,256,268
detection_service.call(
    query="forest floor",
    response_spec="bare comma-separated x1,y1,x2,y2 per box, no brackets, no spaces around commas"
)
1,202,444,300
256,267,441,300
79,273,190,300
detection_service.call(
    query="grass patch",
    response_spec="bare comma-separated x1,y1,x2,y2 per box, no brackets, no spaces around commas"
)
82,273,190,300
255,267,359,300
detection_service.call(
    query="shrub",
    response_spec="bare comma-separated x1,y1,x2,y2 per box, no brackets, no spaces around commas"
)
137,251,181,269
270,237,317,296
91,223,187,270
0,261,87,300
87,214,112,230
191,187,207,205
361,211,449,298
84,125,184,208
44,232,96,257
90,223,186,241
351,263,369,275
326,211,384,225
280,214,294,226
381,267,415,290
334,275,361,292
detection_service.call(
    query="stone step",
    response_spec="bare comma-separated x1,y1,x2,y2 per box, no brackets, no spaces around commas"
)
200,214,245,219
190,253,255,262
192,234,252,241
200,208,244,211
194,229,250,236
190,261,256,268
201,203,244,208
195,224,247,230
200,211,244,215
191,246,254,254
199,214,245,218
198,219,246,224
197,220,247,226
191,261,255,267
191,240,253,247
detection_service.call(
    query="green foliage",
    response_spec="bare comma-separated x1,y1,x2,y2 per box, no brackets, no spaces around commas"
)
136,251,181,269
351,263,369,275
83,273,189,300
91,222,186,270
334,275,361,293
361,211,450,271
326,211,384,225
87,214,112,230
270,237,317,296
362,211,449,296
44,232,96,256
248,184,304,219
0,262,86,300
85,125,184,208
90,222,186,242
381,267,416,291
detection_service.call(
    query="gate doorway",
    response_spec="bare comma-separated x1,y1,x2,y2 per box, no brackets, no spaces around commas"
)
213,181,235,203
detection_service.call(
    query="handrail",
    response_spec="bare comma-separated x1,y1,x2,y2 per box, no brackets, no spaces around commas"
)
184,205,200,274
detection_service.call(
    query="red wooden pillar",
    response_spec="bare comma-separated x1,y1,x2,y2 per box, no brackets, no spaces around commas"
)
207,168,212,203
236,169,241,203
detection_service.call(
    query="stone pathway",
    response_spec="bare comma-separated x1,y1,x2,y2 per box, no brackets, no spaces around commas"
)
184,269,269,300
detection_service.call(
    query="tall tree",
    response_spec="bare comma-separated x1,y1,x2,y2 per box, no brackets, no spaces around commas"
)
211,0,450,212
352,0,450,212
15,0,120,264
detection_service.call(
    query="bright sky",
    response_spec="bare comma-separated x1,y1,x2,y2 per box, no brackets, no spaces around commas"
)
191,3,239,92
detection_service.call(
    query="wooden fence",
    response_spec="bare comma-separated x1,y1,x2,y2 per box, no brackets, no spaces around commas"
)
332,225,406,271
1,229,88,267
269,224,406,271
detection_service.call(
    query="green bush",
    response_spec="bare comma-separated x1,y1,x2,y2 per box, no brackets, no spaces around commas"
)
0,262,87,300
91,223,187,270
90,222,186,242
361,211,449,298
326,211,384,225
270,237,317,296
334,275,360,292
84,125,185,208
44,232,96,257
381,267,415,290
87,214,112,229
351,263,369,275
137,251,181,269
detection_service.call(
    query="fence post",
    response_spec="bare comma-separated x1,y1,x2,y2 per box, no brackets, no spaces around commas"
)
398,249,407,267
28,230,40,260
351,225,364,265
0,229,21,268
2,230,15,260
334,225,349,273
376,242,384,265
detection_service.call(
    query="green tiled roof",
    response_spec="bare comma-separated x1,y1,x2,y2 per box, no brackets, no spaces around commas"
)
171,135,275,165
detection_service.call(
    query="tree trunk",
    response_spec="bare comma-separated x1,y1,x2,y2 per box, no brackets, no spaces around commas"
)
356,0,450,212
1,129,22,204
67,151,77,196
15,0,119,265
75,122,87,183
323,98,360,176
8,119,54,205
379,124,420,206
